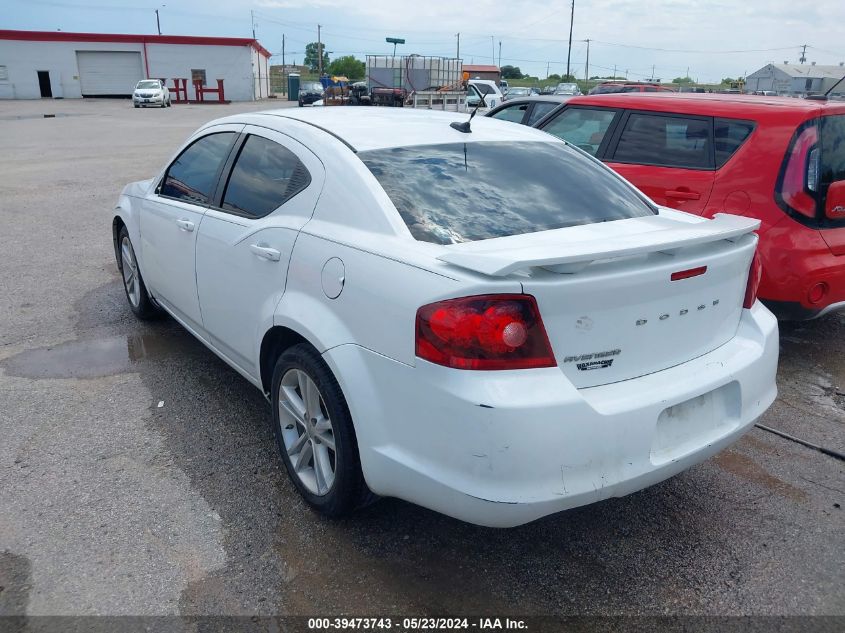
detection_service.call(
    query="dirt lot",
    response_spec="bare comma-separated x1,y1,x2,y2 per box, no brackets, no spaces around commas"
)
0,98,843,619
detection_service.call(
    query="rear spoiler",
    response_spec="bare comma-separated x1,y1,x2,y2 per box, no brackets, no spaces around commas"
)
437,213,760,276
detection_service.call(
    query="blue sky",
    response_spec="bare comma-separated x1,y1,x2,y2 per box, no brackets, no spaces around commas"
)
6,0,845,83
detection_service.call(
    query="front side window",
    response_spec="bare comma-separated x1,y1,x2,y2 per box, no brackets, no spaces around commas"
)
541,107,618,156
611,113,712,169
359,141,654,245
491,103,528,123
220,135,311,218
159,132,236,205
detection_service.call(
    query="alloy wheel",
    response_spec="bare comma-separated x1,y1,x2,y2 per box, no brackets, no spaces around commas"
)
120,236,141,308
278,368,337,496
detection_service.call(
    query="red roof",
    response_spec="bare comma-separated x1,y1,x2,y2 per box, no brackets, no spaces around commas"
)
0,29,271,58
463,65,500,73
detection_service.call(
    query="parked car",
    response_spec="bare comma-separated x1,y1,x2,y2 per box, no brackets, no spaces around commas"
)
132,79,170,108
555,82,582,96
533,92,845,319
502,86,530,100
486,95,571,126
298,82,324,106
540,84,557,95
112,108,777,527
589,82,674,94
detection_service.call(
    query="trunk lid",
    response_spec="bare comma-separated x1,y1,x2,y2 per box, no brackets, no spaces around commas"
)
438,211,759,388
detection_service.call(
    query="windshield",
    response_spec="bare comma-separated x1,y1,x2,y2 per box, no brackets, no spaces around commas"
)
557,84,578,91
472,83,496,95
359,141,655,244
304,83,323,91
137,81,160,89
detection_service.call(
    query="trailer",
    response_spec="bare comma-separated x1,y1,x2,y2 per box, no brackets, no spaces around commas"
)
366,55,463,108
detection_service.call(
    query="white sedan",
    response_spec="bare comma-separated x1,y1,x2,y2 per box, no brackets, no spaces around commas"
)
133,79,171,108
111,108,778,527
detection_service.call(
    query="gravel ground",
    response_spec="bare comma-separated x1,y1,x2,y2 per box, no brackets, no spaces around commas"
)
0,98,842,619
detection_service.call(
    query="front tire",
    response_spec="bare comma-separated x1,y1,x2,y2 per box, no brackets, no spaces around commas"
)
271,344,371,517
118,227,160,320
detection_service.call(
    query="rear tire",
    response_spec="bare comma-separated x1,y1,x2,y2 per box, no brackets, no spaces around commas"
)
271,344,373,517
118,227,160,320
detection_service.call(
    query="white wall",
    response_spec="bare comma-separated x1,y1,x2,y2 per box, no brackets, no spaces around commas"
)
0,38,268,100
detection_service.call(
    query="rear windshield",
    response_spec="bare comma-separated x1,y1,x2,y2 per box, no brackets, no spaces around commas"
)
359,141,655,244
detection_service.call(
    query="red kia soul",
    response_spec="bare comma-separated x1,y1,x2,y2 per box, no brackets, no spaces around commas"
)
535,93,845,319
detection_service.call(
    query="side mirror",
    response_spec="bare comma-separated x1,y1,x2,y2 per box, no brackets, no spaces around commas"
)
826,181,845,220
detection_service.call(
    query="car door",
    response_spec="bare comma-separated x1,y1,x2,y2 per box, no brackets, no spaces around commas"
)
537,105,622,157
195,126,325,378
604,111,715,213
140,126,241,329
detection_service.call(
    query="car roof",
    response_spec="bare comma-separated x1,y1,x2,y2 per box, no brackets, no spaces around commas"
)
228,107,558,152
500,96,570,105
567,92,845,117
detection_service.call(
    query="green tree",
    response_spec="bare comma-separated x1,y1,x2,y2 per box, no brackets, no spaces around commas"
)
500,65,523,79
547,73,561,81
560,73,577,82
328,56,365,79
721,77,738,85
672,76,693,84
304,42,330,73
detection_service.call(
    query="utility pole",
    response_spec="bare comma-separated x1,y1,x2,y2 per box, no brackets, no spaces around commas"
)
498,41,502,69
456,33,460,60
800,44,807,64
546,61,550,78
613,64,616,79
491,36,495,64
584,38,590,81
282,34,285,67
251,10,255,39
317,24,322,75
155,9,161,35
566,0,575,80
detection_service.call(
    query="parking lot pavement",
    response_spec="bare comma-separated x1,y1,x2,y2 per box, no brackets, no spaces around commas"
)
0,98,842,618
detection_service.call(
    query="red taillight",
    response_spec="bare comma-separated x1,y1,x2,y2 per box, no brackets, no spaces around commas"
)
778,124,819,218
415,294,556,370
743,251,763,309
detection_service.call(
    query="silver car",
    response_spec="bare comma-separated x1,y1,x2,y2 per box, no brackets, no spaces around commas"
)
133,79,171,108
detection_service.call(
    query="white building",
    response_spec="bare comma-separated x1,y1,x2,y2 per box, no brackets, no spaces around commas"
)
746,62,845,97
0,30,271,101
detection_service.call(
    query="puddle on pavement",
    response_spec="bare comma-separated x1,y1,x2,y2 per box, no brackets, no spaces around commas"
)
1,332,192,379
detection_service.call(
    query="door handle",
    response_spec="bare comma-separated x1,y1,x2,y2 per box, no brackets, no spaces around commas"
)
175,218,195,231
665,189,701,201
250,244,281,262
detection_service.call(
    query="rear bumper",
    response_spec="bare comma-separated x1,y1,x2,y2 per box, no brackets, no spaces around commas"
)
324,303,778,527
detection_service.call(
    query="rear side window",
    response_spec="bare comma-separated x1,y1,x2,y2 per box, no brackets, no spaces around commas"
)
541,107,618,156
220,135,311,218
714,118,755,167
611,113,712,169
359,141,655,245
491,103,528,123
526,101,558,125
159,132,236,205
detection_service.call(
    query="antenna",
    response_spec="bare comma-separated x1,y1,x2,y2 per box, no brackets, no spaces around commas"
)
823,73,845,97
450,86,487,133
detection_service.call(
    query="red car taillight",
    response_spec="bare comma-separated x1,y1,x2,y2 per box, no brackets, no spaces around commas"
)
415,294,556,370
743,251,763,309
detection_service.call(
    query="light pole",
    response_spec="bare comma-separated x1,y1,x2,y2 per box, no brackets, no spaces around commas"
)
566,0,575,80
154,6,165,36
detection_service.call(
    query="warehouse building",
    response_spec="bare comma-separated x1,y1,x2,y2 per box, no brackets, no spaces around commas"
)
0,30,271,101
746,62,845,96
